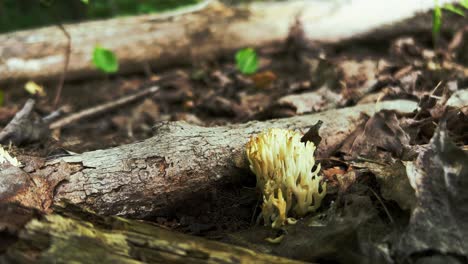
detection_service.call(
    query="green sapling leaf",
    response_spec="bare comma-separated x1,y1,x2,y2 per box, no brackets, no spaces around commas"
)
433,3,442,43
235,48,258,75
92,46,119,73
443,4,465,16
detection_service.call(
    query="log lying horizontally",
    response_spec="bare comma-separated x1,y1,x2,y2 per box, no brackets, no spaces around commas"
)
0,100,417,218
0,203,305,264
0,0,450,84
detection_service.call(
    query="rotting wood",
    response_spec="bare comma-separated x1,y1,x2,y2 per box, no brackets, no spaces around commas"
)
0,0,453,84
0,202,307,264
0,100,417,218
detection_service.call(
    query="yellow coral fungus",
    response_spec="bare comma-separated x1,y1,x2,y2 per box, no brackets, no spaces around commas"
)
246,128,326,228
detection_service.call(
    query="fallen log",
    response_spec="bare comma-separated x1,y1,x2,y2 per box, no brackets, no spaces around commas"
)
0,100,417,218
0,0,454,84
0,202,305,264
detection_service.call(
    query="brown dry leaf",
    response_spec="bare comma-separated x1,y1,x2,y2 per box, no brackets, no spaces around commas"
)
133,98,160,122
338,59,379,98
353,159,415,210
335,170,357,193
349,110,413,160
128,98,160,136
250,70,277,89
390,37,423,59
157,71,194,104
322,166,356,193
322,167,347,183
199,96,245,118
211,70,232,88
301,120,322,147
238,92,272,117
277,86,343,114
395,127,468,262
111,115,129,131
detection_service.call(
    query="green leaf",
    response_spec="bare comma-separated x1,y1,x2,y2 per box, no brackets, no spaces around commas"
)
81,0,89,4
92,46,119,73
433,3,442,43
443,4,465,16
459,0,468,9
235,48,258,75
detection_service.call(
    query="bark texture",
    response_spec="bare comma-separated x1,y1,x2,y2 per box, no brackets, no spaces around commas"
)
0,100,417,218
0,0,447,84
0,203,305,264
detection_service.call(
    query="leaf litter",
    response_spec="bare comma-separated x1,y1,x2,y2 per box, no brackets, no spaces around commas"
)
0,11,467,264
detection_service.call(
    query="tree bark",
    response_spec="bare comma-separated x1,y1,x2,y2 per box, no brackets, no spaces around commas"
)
0,0,449,84
0,100,417,218
0,202,306,264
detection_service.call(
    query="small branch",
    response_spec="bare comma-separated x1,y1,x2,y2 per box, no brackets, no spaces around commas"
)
368,187,395,225
53,23,71,109
49,86,160,130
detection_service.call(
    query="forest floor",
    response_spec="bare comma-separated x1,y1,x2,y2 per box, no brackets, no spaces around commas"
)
1,10,468,263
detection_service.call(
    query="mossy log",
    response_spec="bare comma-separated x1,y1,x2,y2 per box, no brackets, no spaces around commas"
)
0,203,306,264
0,100,417,218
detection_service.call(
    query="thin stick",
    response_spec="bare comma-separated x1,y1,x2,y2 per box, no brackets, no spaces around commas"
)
53,23,71,109
368,187,395,225
49,86,159,130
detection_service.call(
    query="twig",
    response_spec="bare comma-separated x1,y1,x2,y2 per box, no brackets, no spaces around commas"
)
368,187,395,225
49,86,159,130
448,25,468,53
53,23,71,109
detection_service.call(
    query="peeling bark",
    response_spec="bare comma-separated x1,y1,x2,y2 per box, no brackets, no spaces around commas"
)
0,100,417,218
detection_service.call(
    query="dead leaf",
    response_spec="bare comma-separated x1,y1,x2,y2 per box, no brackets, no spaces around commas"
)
301,120,322,147
322,166,356,192
353,159,415,210
395,127,468,262
199,96,245,118
338,59,379,100
250,71,277,89
349,110,413,160
277,86,343,114
323,166,347,179
446,89,468,108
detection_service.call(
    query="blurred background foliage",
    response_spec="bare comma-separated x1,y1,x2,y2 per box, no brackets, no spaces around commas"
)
0,0,204,33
